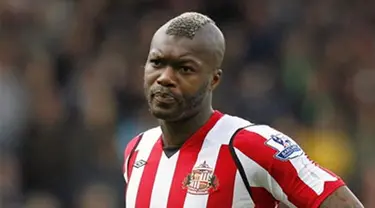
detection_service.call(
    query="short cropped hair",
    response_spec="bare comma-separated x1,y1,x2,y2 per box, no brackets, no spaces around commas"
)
165,12,215,39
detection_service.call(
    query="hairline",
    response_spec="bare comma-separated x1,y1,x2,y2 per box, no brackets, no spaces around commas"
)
164,12,216,39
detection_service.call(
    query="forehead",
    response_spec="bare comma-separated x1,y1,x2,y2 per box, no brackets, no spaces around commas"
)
149,33,212,63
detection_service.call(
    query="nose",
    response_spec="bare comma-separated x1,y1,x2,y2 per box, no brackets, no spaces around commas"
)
156,66,177,87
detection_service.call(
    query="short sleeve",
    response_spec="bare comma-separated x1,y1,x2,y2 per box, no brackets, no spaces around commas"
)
232,125,345,208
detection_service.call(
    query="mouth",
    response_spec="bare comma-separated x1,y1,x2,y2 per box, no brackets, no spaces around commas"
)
152,92,177,105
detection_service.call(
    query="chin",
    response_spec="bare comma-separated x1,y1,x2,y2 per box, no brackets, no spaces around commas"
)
150,107,183,122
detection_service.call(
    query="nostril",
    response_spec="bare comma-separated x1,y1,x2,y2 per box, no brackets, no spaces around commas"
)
157,81,175,88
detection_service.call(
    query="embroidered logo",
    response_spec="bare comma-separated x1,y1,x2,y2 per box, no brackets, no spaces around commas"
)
182,161,219,195
265,134,303,161
133,159,147,168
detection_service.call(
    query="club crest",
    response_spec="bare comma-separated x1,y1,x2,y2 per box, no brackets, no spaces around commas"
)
182,161,219,195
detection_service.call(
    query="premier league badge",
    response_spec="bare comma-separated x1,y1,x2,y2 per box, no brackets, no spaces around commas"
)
265,134,304,161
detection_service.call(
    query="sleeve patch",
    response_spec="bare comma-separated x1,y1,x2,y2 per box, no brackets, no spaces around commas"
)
265,134,304,161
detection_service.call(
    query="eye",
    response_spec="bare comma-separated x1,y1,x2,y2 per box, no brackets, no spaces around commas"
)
179,66,194,74
150,59,163,68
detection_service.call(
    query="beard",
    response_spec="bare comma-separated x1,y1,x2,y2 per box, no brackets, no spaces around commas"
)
144,80,210,121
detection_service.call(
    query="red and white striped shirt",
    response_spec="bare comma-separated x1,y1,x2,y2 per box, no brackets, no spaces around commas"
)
123,111,345,208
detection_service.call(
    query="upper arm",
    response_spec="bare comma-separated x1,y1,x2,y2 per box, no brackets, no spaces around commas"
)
233,125,346,208
320,186,364,208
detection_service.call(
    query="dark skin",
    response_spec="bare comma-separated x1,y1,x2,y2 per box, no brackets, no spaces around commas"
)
320,186,364,208
144,23,224,148
143,22,364,207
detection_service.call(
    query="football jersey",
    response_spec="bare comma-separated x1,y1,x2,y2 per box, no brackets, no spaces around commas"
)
123,111,345,208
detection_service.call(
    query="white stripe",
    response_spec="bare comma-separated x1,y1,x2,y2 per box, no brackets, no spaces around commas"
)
149,152,180,208
183,115,250,208
124,154,131,183
126,127,161,208
234,148,297,208
232,171,255,208
290,154,337,195
124,172,127,183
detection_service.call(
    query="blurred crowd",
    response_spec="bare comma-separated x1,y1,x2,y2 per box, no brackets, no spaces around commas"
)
0,0,374,207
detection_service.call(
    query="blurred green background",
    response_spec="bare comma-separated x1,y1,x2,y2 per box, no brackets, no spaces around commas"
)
0,0,374,207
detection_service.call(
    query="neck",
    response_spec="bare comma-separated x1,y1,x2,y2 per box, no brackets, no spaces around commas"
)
159,106,214,148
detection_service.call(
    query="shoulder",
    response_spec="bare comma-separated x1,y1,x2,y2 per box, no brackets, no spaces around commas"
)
124,127,159,156
124,133,143,159
232,125,304,164
123,126,161,157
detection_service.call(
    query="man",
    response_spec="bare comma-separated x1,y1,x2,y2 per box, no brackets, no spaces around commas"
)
123,12,364,208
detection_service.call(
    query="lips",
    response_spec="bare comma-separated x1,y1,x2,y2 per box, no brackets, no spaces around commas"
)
152,92,177,104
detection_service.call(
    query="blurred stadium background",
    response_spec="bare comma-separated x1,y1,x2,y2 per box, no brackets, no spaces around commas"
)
0,0,374,207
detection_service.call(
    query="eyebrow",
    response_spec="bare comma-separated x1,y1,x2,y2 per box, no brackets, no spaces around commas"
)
148,49,205,67
177,58,200,65
149,50,162,57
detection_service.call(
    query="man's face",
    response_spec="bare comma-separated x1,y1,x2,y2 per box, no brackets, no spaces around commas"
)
144,33,215,121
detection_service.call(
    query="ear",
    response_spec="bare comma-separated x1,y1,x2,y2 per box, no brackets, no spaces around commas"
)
210,69,222,90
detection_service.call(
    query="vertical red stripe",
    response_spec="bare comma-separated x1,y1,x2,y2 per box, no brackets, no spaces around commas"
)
206,145,237,208
165,138,205,208
166,111,223,208
135,138,163,208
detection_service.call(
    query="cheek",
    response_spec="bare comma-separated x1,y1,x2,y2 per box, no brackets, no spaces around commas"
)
144,67,158,85
181,77,208,96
